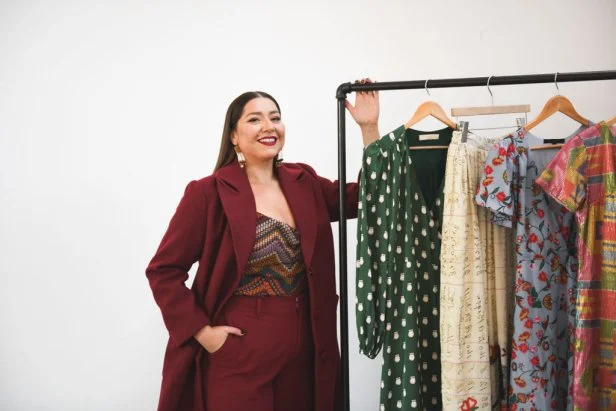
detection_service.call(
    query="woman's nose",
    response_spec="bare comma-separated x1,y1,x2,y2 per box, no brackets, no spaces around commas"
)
262,119,275,131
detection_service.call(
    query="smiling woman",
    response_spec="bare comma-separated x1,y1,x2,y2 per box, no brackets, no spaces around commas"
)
230,96,285,166
145,83,380,411
214,91,285,171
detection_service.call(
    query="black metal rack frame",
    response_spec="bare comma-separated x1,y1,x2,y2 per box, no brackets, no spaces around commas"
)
335,70,616,411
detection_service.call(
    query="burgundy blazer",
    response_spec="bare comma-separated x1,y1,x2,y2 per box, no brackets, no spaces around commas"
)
146,161,359,411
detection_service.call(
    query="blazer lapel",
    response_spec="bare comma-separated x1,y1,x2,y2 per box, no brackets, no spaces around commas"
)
216,162,318,278
216,163,257,278
277,164,317,269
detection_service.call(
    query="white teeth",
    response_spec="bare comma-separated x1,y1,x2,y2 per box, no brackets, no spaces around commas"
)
259,137,276,143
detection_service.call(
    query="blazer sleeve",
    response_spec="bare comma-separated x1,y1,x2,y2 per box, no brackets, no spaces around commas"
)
146,180,211,347
298,162,360,222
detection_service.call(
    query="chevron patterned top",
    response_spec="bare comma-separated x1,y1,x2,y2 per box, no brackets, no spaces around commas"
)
234,212,307,296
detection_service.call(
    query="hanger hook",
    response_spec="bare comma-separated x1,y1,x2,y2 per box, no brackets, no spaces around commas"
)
425,79,430,96
487,75,494,105
554,72,560,95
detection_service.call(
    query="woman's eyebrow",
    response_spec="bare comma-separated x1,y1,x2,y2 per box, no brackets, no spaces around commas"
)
245,110,280,116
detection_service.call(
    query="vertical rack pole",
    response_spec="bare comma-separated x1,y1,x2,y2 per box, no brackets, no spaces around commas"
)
336,86,350,411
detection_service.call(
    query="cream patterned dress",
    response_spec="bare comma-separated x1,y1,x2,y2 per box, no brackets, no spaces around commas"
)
440,131,513,410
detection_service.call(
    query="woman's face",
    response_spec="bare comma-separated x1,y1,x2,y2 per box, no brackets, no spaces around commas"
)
232,97,285,165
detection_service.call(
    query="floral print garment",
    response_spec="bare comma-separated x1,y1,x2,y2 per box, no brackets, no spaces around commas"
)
536,124,616,410
475,126,588,411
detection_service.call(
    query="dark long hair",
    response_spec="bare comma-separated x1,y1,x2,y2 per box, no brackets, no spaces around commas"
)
214,91,281,171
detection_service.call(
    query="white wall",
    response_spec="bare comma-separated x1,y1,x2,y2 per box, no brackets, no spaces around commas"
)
1,0,614,409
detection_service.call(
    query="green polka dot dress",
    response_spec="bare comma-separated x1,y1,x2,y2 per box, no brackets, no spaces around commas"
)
356,125,453,410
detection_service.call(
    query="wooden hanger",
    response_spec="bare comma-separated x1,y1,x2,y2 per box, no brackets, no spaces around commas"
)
452,105,531,116
526,73,590,132
604,115,616,126
526,74,591,151
405,101,457,130
530,140,566,151
451,75,530,119
527,95,590,151
524,95,590,132
405,81,457,150
405,101,457,150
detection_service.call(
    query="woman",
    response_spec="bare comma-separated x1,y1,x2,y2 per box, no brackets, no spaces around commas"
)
146,81,379,411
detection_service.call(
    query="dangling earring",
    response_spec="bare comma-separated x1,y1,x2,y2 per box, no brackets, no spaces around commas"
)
234,145,246,168
275,149,283,168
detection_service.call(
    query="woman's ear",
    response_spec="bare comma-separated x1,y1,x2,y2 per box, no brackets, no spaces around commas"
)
230,133,238,146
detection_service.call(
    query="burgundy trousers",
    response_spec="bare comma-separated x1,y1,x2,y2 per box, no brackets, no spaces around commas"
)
204,293,315,411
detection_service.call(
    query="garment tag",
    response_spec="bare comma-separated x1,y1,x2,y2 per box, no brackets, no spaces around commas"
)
544,139,565,145
418,134,439,141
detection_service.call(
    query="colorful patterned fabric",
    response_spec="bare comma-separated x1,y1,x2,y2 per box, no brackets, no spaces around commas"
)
476,126,587,411
440,131,513,411
356,125,453,410
234,212,307,296
536,123,616,410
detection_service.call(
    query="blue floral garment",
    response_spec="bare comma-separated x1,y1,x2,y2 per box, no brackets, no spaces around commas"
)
475,126,586,411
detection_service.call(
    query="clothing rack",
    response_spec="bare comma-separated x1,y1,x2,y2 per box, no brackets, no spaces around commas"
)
334,70,616,411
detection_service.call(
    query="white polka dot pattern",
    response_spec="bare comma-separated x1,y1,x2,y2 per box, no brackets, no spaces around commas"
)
356,125,449,409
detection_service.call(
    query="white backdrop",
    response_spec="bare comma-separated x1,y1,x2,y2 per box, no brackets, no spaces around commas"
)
1,0,615,409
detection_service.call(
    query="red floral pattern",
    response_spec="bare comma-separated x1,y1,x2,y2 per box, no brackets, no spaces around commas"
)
460,397,479,411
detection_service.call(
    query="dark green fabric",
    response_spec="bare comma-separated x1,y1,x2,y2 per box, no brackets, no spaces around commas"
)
406,127,452,209
356,125,453,410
